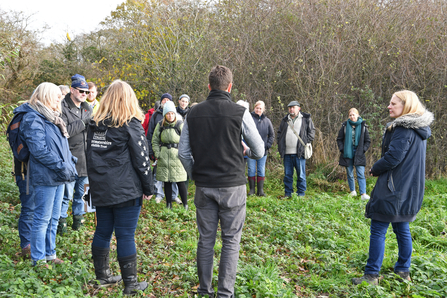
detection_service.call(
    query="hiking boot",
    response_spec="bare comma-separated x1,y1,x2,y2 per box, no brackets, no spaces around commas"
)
21,244,31,259
280,195,291,200
91,245,122,288
352,274,379,285
248,177,256,196
361,194,370,201
57,218,67,235
349,190,358,197
118,254,148,296
72,215,84,230
155,196,163,204
174,197,182,204
395,271,411,282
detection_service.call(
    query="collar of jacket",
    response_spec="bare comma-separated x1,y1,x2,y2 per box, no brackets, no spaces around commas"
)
283,111,311,121
64,93,91,111
251,111,265,120
206,89,232,101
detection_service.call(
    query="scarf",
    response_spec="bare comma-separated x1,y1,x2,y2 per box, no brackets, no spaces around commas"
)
343,117,363,159
30,101,70,138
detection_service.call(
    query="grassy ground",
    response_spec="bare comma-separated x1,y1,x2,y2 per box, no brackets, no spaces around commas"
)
0,135,446,297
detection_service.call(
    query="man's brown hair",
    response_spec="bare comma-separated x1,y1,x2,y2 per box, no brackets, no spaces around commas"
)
209,65,232,91
87,82,96,89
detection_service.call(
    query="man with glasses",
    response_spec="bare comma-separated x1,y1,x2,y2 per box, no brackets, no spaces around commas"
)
58,74,93,235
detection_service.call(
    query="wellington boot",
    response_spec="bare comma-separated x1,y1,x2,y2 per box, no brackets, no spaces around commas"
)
72,215,84,230
248,177,256,196
256,177,266,196
91,245,122,288
118,254,148,296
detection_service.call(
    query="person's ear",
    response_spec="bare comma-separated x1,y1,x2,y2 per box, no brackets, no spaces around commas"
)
208,84,212,91
227,82,233,93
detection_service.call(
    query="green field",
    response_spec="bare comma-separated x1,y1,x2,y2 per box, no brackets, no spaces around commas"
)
0,135,446,297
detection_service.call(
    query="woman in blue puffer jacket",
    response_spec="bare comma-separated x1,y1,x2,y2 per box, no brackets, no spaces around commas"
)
352,90,434,285
17,82,77,266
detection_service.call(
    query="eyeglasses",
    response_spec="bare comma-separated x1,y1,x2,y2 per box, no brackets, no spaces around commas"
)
75,88,90,95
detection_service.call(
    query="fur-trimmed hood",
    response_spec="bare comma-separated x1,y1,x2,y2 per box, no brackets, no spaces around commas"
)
387,110,434,140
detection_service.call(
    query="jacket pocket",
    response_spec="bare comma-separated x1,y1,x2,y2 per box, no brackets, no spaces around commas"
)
387,171,396,192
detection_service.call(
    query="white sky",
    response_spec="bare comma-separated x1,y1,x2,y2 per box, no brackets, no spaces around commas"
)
1,0,125,45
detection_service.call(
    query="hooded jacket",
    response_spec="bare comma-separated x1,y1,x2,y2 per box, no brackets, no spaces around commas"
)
61,94,93,176
17,103,77,186
366,111,434,222
277,112,315,159
86,118,154,207
152,119,187,182
336,120,371,166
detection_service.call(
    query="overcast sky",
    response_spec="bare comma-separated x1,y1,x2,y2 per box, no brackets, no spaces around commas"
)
1,0,125,45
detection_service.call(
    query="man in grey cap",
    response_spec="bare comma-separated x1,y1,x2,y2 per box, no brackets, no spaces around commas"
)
276,100,315,198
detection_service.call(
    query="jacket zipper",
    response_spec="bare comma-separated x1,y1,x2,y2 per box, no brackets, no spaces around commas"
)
390,172,395,192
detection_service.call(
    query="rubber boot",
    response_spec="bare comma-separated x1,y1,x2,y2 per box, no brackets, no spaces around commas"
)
257,176,266,197
72,215,84,230
118,254,148,296
248,177,256,196
57,217,67,235
91,245,122,287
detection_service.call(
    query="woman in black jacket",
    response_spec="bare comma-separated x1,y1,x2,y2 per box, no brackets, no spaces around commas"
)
352,90,434,285
87,80,153,295
336,108,371,200
247,100,274,196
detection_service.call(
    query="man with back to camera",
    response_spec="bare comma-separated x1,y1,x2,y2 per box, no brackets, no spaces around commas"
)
277,100,315,198
179,65,264,298
58,74,92,234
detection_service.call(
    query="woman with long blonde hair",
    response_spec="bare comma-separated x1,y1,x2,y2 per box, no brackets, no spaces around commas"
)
16,82,77,266
87,80,153,295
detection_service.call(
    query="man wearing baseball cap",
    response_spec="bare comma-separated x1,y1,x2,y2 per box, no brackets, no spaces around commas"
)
277,100,315,198
58,74,93,234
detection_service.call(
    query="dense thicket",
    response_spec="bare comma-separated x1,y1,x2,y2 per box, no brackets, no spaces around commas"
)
1,0,447,176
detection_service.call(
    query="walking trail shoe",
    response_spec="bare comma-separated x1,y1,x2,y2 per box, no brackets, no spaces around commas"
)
21,244,31,259
361,194,370,201
352,274,379,285
155,196,163,204
395,271,411,282
48,258,64,265
174,197,182,204
349,190,358,197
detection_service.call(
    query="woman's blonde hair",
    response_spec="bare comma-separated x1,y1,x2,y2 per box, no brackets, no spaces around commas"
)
29,82,62,112
254,100,265,110
93,80,144,127
348,108,359,116
393,90,426,117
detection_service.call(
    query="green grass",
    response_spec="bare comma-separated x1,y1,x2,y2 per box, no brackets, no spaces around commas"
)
0,135,446,297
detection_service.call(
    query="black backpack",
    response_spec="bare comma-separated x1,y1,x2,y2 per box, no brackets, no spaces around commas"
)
6,112,30,163
158,119,183,136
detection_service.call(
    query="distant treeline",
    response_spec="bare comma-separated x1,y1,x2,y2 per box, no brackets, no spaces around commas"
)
1,0,446,176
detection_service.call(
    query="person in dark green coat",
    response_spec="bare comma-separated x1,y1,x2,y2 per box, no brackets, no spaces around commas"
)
152,101,188,209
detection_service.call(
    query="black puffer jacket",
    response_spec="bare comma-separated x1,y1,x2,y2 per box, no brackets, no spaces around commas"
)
277,112,315,159
336,120,371,167
86,118,154,207
61,94,92,176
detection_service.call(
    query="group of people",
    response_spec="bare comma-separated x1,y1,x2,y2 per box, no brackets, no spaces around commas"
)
11,64,434,296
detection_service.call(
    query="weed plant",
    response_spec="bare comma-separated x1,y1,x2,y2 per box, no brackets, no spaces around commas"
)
0,135,446,297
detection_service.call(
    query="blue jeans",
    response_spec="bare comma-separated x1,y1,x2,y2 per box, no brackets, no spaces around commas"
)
365,220,412,275
61,175,88,218
283,154,307,196
346,159,366,194
154,167,178,199
195,185,247,298
31,184,65,263
92,198,142,258
247,155,267,177
16,176,35,249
